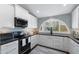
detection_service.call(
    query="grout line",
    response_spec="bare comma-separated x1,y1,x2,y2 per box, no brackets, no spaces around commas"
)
29,44,70,54
30,44,39,52
37,44,69,54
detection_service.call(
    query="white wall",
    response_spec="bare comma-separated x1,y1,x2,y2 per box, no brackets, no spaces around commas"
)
0,4,14,28
72,6,79,29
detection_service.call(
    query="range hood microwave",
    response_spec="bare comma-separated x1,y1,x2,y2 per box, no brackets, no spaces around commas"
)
14,17,28,28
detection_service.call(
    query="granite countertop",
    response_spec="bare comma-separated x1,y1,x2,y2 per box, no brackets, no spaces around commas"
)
0,31,79,45
0,34,33,45
0,38,18,45
52,33,79,44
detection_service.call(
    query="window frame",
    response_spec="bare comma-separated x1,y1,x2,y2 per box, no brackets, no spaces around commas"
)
39,18,70,34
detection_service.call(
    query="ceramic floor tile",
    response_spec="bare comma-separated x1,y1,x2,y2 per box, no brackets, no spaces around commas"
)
30,46,66,54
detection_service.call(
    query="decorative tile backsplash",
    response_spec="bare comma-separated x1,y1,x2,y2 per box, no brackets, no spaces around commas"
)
73,29,79,38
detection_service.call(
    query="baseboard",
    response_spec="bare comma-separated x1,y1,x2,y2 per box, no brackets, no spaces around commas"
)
29,44,70,54
30,44,38,52
37,44,70,54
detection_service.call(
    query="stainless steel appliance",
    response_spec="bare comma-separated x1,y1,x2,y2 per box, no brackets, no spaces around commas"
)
14,17,28,28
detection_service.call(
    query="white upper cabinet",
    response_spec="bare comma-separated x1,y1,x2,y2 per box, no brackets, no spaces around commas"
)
0,4,14,28
15,5,37,28
27,14,37,28
72,6,79,29
15,5,28,20
0,40,18,54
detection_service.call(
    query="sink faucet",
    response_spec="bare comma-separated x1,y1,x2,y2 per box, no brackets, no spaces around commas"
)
50,27,53,35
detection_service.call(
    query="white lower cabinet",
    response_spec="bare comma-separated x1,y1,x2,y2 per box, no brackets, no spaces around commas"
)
38,35,70,52
69,39,79,54
63,37,70,52
7,48,18,54
53,36,64,50
53,36,70,52
38,35,64,50
0,40,18,54
31,35,38,48
32,35,79,54
38,35,54,48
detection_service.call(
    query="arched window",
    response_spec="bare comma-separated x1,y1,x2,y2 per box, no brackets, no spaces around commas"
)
39,19,70,34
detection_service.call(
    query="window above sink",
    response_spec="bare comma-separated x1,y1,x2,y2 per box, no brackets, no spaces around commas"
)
39,18,70,34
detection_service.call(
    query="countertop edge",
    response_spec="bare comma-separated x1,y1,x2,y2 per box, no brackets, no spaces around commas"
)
39,33,79,44
0,33,79,45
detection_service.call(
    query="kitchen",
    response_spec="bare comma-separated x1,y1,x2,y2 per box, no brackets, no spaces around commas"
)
0,4,79,54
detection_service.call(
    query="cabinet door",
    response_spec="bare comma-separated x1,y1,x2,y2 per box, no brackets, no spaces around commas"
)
54,36,63,50
1,41,18,54
28,14,37,28
31,35,38,48
69,39,79,54
7,48,18,54
63,37,70,52
38,35,54,48
0,4,14,28
15,5,28,19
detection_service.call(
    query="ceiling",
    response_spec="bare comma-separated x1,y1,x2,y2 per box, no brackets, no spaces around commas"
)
20,4,77,18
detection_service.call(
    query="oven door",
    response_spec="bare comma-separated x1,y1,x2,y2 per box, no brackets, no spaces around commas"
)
18,37,31,54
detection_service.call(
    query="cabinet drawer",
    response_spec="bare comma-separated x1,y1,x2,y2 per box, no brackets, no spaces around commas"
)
2,47,18,54
7,48,18,54
31,40,37,48
31,38,37,43
1,41,18,49
2,41,18,48
69,39,79,54
31,43,36,49
1,41,18,54
1,45,18,53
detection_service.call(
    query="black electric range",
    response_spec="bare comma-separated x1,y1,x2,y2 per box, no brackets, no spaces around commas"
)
0,31,31,54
